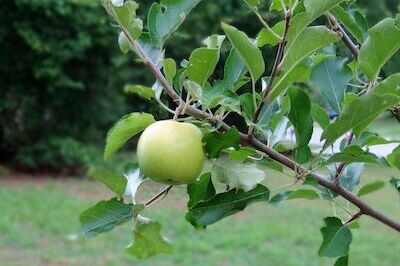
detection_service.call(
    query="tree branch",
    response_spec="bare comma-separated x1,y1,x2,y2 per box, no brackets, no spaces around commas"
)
327,12,400,121
326,13,360,57
249,10,292,135
131,40,400,233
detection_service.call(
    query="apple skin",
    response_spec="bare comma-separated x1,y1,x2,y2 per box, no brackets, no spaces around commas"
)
137,120,205,184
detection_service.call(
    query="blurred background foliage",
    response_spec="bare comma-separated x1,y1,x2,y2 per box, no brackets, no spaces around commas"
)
0,0,399,173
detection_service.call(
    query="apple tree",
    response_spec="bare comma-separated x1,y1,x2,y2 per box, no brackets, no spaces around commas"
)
79,0,400,264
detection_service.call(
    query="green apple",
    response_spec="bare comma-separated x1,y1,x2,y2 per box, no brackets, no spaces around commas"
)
137,120,205,184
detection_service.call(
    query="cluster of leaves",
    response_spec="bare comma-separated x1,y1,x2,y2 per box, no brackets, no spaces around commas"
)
79,0,400,264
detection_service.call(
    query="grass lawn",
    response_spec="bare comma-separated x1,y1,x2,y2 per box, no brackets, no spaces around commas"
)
0,163,399,266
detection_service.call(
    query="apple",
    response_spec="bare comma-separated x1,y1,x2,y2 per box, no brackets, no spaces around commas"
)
137,120,205,184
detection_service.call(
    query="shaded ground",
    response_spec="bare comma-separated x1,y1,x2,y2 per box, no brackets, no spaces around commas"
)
0,165,399,266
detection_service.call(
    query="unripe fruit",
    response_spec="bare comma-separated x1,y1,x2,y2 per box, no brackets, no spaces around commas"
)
137,120,205,184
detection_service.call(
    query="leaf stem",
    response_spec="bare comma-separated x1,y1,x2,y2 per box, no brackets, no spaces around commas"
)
156,98,176,114
144,185,173,207
243,1,283,42
344,210,363,226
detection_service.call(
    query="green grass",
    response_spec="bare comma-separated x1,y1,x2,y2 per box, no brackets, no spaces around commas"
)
0,164,399,266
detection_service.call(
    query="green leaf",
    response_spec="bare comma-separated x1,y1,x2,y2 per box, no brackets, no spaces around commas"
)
288,189,320,200
203,34,226,49
310,57,352,112
390,177,400,195
319,217,352,258
321,74,400,147
257,100,279,129
296,146,312,164
79,198,134,237
88,168,127,197
147,0,201,46
104,112,155,160
327,145,379,165
264,116,290,148
224,49,246,87
269,191,292,205
173,68,187,94
137,32,163,64
126,216,172,259
229,147,257,161
357,181,385,197
244,0,260,7
269,0,291,11
311,103,330,129
118,31,130,53
342,163,364,192
203,127,240,158
387,145,400,171
334,256,349,266
211,157,265,192
240,93,255,122
331,6,368,44
258,158,284,172
184,80,202,100
221,22,265,84
123,84,155,100
326,163,364,193
187,48,220,87
202,81,242,112
270,62,312,101
288,87,313,159
269,189,320,205
303,176,319,185
359,18,400,80
257,21,284,47
104,0,143,40
287,0,345,44
218,90,242,113
187,173,216,208
186,185,269,226
270,26,340,101
356,131,398,147
163,58,177,85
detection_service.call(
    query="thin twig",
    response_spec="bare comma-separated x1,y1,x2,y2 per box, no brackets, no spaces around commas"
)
144,185,173,207
326,13,359,57
156,98,176,114
248,10,292,135
244,1,283,42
